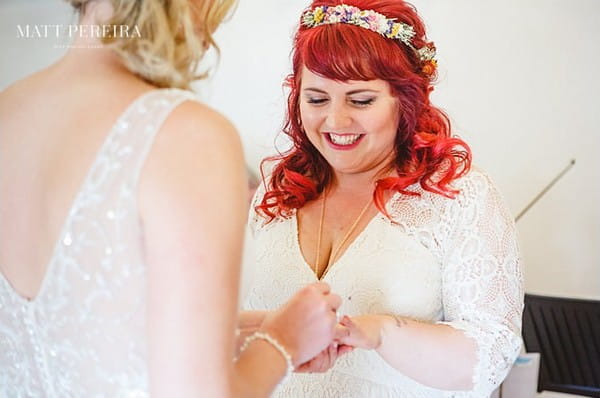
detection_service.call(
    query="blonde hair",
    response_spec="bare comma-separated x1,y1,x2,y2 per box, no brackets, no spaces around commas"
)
67,0,236,89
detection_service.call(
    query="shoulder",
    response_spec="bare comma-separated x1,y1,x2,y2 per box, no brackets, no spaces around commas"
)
151,96,243,172
450,166,505,205
161,96,240,148
393,166,509,222
0,71,44,114
139,97,245,218
447,166,515,228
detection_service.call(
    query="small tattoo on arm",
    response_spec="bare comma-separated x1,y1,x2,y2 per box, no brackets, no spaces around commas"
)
393,315,409,328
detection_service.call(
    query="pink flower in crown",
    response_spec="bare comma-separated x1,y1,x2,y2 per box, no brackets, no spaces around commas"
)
363,12,377,24
363,14,376,27
358,10,388,34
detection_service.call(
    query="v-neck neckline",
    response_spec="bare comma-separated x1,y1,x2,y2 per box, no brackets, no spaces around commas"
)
293,207,383,281
0,89,164,305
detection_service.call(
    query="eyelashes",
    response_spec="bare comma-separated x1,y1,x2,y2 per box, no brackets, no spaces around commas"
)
305,97,376,106
306,98,328,104
351,98,375,106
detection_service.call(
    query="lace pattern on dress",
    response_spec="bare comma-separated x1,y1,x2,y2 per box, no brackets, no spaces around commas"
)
243,168,523,397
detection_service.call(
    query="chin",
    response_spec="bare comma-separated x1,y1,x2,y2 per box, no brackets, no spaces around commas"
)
327,164,364,175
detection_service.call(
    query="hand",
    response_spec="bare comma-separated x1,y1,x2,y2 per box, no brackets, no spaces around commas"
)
260,282,341,367
337,315,387,350
295,342,354,373
295,325,353,373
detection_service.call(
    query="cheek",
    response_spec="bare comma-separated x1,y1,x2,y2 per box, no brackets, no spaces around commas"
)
365,108,399,143
299,105,319,145
300,105,321,133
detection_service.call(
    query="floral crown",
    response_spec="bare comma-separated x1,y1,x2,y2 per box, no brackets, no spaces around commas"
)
301,4,437,73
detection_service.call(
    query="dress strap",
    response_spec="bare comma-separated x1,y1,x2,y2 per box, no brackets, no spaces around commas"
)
120,89,199,187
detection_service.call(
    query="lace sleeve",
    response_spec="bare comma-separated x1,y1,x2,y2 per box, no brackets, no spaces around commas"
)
438,170,524,396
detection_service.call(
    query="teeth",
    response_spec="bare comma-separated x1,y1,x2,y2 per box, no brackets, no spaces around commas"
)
329,133,361,146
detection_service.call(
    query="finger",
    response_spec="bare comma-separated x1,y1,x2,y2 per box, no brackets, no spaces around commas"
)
311,281,331,295
298,361,316,373
296,353,320,373
340,315,356,328
328,343,337,366
295,362,309,373
320,346,334,370
325,292,342,311
312,353,326,372
337,344,354,356
322,348,334,372
334,324,350,340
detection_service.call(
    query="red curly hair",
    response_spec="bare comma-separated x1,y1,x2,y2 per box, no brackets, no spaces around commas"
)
257,0,471,220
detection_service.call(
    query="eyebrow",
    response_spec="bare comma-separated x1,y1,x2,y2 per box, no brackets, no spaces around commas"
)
303,88,380,95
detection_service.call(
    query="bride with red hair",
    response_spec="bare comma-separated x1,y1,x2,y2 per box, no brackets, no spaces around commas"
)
241,0,523,396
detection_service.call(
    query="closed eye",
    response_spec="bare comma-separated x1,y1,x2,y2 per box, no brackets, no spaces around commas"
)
306,98,328,105
350,98,375,106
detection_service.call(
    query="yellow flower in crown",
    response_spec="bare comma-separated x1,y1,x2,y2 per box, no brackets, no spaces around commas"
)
313,7,325,24
388,23,401,38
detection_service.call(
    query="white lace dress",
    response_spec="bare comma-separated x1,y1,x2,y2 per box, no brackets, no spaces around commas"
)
243,168,523,397
0,89,197,397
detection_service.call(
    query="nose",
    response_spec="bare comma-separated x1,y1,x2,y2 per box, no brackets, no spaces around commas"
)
325,101,352,130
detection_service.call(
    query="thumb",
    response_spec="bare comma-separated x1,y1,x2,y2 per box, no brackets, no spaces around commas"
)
340,315,357,330
334,324,350,341
337,316,361,346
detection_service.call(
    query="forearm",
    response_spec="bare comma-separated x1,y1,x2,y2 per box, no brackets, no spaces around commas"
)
233,338,288,398
238,311,268,330
375,315,477,390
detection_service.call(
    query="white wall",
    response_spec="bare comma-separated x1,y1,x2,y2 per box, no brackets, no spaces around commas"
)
1,0,599,299
0,0,72,82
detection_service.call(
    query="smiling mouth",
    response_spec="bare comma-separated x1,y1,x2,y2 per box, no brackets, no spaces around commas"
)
325,133,364,147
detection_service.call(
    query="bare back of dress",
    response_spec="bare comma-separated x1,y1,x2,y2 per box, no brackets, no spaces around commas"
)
0,89,195,397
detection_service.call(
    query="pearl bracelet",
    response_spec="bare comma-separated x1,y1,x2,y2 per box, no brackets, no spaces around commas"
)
239,331,294,385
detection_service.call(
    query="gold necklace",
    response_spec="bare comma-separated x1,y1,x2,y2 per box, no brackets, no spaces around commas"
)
314,190,373,279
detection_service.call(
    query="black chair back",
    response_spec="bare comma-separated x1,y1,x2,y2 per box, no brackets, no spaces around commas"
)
522,293,600,397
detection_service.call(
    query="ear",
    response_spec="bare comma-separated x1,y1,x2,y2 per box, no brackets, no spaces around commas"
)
80,0,114,25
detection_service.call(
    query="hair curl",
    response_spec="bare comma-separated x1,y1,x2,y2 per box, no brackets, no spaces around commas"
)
257,0,471,221
66,0,236,89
